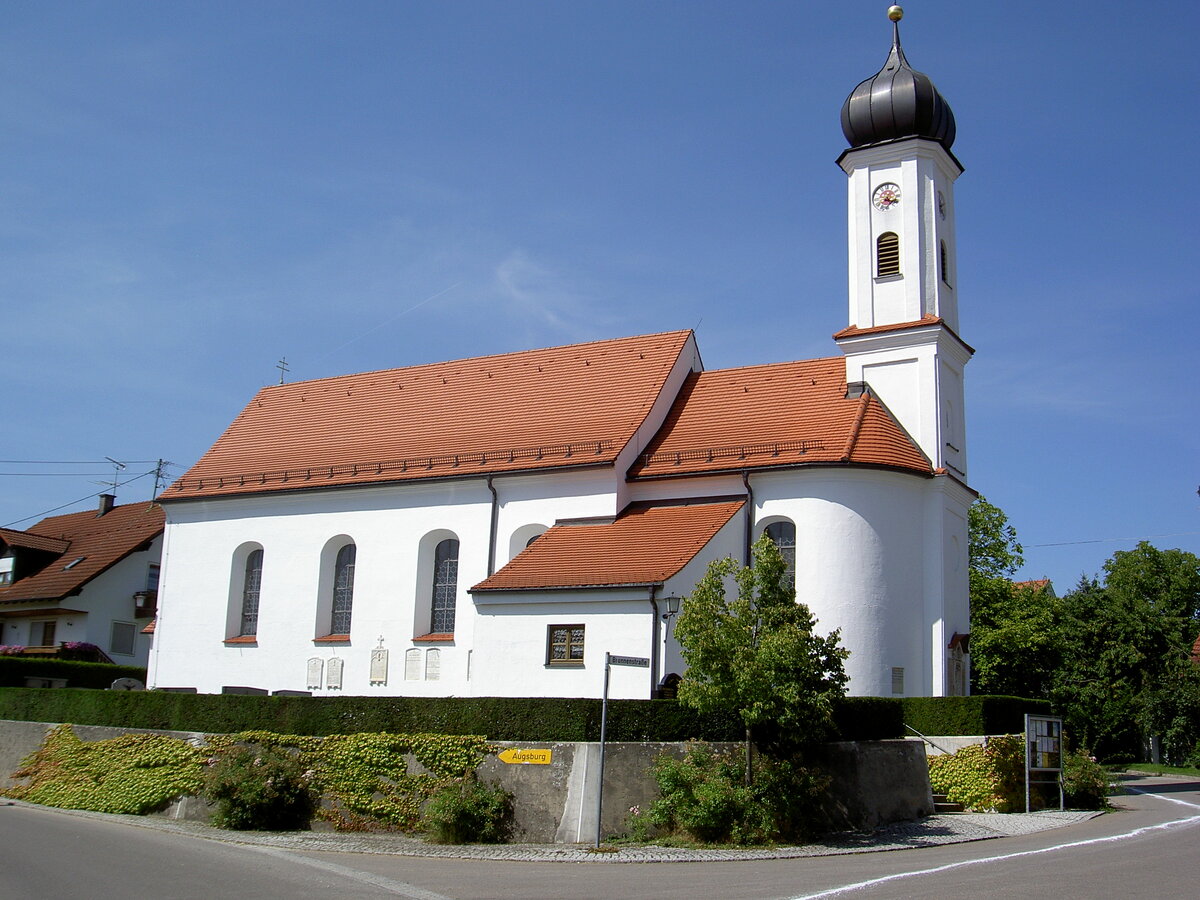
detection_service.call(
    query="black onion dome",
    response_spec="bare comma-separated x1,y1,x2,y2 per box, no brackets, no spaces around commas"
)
840,20,955,151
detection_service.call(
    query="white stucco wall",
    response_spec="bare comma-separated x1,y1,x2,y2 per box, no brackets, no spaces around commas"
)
150,469,651,696
750,467,964,698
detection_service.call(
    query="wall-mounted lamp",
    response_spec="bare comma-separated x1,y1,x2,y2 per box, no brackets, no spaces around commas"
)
661,596,681,633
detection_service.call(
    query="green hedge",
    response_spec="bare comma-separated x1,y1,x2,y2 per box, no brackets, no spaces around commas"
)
0,689,904,742
0,657,147,690
901,695,1053,737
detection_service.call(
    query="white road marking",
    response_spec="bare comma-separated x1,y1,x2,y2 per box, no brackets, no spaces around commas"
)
244,843,458,900
790,784,1200,900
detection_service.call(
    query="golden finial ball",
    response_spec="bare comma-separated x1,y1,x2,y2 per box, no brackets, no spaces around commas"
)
888,5,904,22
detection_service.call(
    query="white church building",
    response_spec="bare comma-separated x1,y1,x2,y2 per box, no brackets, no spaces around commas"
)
148,11,975,701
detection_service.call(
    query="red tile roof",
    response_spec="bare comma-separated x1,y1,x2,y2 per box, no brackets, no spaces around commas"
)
472,500,744,591
164,331,693,501
628,357,931,479
0,503,164,604
0,528,69,555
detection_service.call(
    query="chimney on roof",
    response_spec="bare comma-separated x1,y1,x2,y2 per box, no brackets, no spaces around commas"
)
97,494,115,517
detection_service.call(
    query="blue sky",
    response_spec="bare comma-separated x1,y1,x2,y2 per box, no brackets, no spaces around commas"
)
3,1,1197,592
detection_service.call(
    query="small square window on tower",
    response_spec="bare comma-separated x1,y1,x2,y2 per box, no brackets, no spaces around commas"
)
547,624,585,667
891,666,905,695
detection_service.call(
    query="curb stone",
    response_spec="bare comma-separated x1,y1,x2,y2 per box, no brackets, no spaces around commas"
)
5,800,1102,863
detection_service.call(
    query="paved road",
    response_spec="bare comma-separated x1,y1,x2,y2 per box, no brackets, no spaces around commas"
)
1,775,1197,899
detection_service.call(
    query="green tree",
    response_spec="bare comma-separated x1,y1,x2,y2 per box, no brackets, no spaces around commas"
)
966,496,1059,697
1052,544,1200,761
675,533,848,784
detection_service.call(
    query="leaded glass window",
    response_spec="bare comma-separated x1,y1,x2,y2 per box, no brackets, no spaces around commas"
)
240,548,263,636
547,624,585,666
431,538,459,634
330,543,355,635
765,520,796,587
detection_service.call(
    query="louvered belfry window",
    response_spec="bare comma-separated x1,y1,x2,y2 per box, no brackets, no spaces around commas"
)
877,232,900,277
240,548,263,636
940,240,950,285
330,543,356,634
431,538,459,633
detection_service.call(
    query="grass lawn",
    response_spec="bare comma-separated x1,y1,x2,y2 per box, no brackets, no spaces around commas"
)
1114,763,1200,778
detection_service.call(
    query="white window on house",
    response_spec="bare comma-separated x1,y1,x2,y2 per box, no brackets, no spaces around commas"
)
146,563,161,592
547,624,585,667
405,648,422,680
764,520,797,588
240,549,263,637
111,621,136,656
330,543,356,635
425,648,441,681
430,538,459,634
0,554,14,585
891,666,905,695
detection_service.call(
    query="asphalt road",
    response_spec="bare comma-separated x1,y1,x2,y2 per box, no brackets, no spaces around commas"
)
2,775,1197,900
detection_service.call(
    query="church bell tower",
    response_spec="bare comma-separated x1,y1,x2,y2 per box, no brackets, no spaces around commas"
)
834,5,971,480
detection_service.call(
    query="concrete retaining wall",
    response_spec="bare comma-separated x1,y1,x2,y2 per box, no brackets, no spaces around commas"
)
1,720,933,841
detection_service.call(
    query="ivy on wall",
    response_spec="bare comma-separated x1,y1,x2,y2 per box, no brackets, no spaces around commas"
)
4,724,494,833
5,724,205,814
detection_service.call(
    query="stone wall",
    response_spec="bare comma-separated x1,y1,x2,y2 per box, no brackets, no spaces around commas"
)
1,720,933,842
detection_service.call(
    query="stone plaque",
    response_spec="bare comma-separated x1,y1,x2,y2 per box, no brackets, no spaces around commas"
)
405,648,421,680
326,656,344,690
306,657,324,690
370,648,389,686
425,648,441,681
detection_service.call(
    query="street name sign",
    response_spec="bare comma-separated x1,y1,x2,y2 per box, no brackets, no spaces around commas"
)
608,655,649,668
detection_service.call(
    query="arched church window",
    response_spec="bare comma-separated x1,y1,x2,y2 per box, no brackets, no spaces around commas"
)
764,520,796,587
876,232,900,277
330,543,356,635
431,538,459,634
240,548,263,636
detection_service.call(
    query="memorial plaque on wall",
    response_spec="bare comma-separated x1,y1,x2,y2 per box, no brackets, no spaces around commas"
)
370,648,388,686
425,648,441,681
405,648,421,680
306,657,324,690
326,657,344,690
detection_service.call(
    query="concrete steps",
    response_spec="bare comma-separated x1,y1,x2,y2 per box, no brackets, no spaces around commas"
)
932,793,965,813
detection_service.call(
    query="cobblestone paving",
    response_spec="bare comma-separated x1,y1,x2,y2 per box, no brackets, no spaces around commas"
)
6,800,1101,864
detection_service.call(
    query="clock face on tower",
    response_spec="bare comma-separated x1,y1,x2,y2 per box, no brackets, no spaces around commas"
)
872,182,901,211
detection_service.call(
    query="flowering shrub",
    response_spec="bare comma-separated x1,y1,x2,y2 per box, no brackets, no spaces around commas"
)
61,641,99,651
423,777,514,844
203,744,316,831
0,645,26,656
1062,752,1111,809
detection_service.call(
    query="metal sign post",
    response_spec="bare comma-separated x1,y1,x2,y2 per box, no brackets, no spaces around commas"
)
596,651,650,848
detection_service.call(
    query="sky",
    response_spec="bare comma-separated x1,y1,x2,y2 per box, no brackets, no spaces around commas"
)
2,0,1197,593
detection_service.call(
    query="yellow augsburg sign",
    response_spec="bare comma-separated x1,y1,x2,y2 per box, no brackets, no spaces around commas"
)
497,748,553,765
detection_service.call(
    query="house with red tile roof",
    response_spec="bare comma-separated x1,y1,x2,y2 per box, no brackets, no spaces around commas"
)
0,495,163,669
148,14,975,700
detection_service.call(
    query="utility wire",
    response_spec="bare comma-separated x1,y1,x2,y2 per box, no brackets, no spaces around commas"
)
1,469,158,529
0,459,162,465
1028,531,1200,548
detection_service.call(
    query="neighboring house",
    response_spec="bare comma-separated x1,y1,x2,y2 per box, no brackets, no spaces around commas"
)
0,495,163,668
149,15,975,700
1014,579,1057,599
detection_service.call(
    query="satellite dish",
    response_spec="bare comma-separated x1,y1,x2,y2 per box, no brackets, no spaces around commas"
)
110,677,145,691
